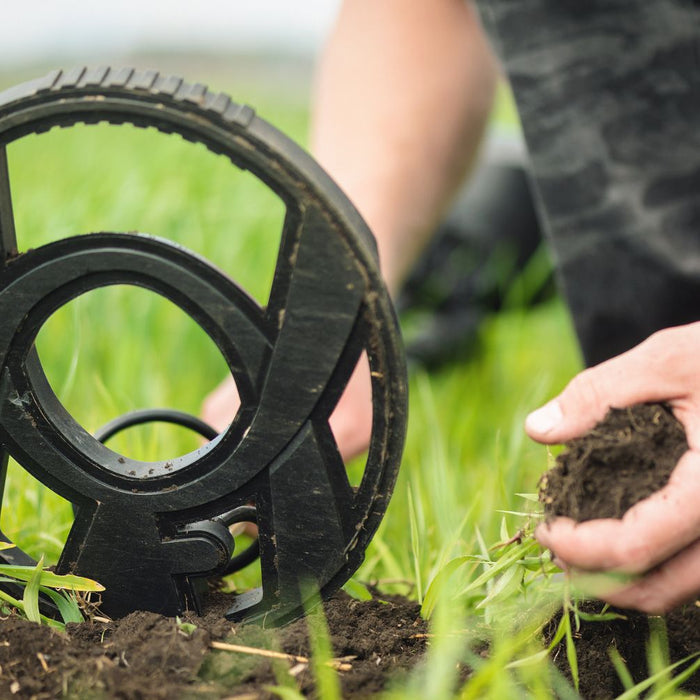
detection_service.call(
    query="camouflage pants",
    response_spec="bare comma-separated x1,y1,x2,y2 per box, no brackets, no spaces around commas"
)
475,0,700,365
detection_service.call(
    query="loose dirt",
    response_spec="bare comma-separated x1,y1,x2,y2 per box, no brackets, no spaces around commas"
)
540,402,687,521
540,402,700,697
0,590,427,699
4,402,698,698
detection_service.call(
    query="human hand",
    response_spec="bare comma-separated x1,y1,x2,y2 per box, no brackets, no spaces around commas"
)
201,354,373,463
525,322,700,613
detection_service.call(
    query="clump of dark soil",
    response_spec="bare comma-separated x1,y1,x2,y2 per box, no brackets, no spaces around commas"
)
0,590,427,699
539,402,699,696
540,402,687,521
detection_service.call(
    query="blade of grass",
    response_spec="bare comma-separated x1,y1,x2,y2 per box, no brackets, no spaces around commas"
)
616,653,700,700
460,539,539,597
608,647,635,692
305,595,341,700
575,609,627,623
407,485,423,604
546,614,569,652
563,612,579,694
22,555,44,624
421,556,474,619
342,578,372,602
506,649,549,669
646,654,700,700
646,615,670,687
40,586,84,625
475,562,523,610
515,493,540,502
499,516,510,542
267,687,306,700
0,586,64,630
0,565,104,591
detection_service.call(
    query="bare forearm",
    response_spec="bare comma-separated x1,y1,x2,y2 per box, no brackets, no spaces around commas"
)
311,0,497,292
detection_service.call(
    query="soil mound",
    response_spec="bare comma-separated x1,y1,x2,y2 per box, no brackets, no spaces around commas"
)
0,590,426,699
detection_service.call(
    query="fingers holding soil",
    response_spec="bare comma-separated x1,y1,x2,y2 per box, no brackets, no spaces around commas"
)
537,515,672,575
537,450,700,574
537,402,699,586
538,401,700,693
598,536,700,614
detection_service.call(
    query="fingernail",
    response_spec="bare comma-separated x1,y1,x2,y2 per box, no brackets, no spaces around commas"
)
525,400,563,436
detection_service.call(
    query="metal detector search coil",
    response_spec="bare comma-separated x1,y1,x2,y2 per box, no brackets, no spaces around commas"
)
0,67,407,625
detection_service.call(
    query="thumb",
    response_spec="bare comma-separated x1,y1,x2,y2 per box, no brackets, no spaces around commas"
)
524,329,689,444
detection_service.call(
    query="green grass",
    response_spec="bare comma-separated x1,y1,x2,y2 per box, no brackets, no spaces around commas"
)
0,71,689,697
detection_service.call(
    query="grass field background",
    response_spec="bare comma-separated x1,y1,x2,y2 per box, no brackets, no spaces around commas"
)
0,65,603,696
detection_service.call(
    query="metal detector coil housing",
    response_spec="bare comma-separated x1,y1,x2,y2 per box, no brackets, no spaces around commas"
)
0,67,407,625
